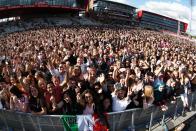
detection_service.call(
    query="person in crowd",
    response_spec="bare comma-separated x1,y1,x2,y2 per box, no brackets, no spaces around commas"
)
143,85,154,109
61,90,81,115
144,72,155,86
166,77,177,103
153,81,168,111
47,62,68,84
0,82,10,109
29,86,47,115
9,85,29,112
79,89,97,115
51,76,63,103
112,83,131,112
44,83,62,114
101,96,113,112
179,68,191,112
126,78,144,109
10,74,26,93
34,71,45,83
37,79,47,95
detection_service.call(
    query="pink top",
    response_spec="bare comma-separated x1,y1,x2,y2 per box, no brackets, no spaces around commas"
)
83,104,95,115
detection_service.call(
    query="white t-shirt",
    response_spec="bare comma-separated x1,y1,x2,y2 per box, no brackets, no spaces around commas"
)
112,94,130,112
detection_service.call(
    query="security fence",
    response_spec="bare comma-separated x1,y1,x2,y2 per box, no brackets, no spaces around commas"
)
0,92,196,131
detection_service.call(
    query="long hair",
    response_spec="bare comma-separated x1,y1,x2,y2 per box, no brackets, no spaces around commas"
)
29,85,42,98
80,89,95,108
144,85,154,102
10,85,23,98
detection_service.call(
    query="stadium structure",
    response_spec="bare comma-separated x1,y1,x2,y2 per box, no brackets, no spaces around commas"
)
0,0,87,17
90,0,136,25
0,0,195,131
137,10,188,34
0,0,188,34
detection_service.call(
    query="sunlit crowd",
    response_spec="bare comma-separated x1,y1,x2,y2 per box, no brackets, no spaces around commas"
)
0,26,196,116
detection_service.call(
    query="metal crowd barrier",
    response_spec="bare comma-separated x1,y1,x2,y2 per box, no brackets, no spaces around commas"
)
0,92,196,131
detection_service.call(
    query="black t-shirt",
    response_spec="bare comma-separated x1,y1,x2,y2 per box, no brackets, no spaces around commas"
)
29,97,46,113
62,101,84,115
62,101,75,115
67,55,77,66
99,61,109,74
126,90,143,109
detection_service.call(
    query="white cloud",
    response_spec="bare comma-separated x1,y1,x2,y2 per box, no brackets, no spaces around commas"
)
140,1,196,35
176,0,181,2
140,1,189,21
191,6,196,35
107,0,129,4
107,0,136,6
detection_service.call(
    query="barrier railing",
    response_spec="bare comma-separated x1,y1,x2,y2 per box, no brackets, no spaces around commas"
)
0,92,196,131
0,0,77,7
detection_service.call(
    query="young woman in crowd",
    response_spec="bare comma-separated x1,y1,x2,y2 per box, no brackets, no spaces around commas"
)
29,86,47,115
143,85,154,109
80,89,97,115
44,83,62,114
9,85,29,112
61,90,77,115
37,79,47,95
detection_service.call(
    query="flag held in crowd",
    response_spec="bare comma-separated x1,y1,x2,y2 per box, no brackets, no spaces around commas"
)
60,114,108,131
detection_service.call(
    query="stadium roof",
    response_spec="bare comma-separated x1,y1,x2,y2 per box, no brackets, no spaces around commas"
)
0,5,84,19
94,0,136,9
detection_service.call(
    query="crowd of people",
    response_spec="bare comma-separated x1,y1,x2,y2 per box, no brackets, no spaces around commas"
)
0,25,196,117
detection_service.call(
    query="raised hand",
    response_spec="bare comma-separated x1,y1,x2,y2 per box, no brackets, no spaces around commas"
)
99,73,105,84
127,86,133,97
46,61,54,70
113,65,118,71
116,61,121,69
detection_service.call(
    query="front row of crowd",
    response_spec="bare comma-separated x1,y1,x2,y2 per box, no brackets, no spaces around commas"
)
0,59,195,115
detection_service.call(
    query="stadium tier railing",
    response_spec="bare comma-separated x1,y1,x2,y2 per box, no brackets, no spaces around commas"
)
0,0,81,9
0,92,196,131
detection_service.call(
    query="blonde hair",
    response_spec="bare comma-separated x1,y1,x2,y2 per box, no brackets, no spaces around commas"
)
144,85,154,98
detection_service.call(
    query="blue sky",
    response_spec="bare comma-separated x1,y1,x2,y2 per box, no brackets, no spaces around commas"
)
108,0,196,35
